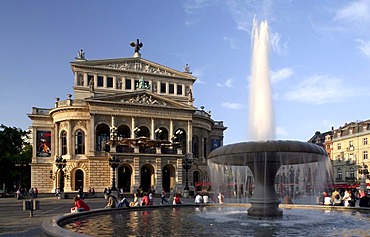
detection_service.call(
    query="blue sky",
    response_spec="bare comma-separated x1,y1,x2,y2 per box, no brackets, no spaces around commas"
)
1,0,370,145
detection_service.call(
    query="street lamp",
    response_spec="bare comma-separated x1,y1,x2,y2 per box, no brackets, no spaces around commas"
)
182,153,192,191
55,157,67,192
358,162,369,191
109,156,120,191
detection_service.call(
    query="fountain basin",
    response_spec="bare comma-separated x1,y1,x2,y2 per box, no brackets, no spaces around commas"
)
208,140,327,165
208,140,328,217
43,204,370,237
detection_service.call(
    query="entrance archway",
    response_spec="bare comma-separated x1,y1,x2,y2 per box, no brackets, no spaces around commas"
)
140,165,154,192
162,164,175,192
118,165,132,192
75,169,84,191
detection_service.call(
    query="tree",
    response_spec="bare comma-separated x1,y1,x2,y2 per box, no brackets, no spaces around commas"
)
0,124,32,192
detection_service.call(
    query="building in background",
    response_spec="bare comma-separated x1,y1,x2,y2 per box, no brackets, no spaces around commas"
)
331,121,370,190
28,43,226,194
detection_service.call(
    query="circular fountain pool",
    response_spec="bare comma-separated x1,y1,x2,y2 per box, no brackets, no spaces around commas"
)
52,205,370,237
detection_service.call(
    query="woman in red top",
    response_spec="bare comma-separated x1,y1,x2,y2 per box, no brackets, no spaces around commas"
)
72,196,90,212
173,194,182,205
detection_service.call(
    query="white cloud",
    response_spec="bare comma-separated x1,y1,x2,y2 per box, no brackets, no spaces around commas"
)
217,78,234,88
283,74,366,104
226,0,275,32
221,102,244,109
270,32,288,55
183,0,214,15
276,126,289,138
223,36,244,50
334,0,370,22
355,39,370,57
271,68,294,83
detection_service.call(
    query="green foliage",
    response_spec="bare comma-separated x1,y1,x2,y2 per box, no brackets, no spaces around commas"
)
0,124,32,192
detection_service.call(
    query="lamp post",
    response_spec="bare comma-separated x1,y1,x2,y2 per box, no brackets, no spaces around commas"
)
358,162,369,191
182,153,192,193
55,157,67,192
109,156,120,191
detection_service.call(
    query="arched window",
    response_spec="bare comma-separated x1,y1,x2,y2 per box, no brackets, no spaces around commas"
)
96,124,110,151
61,131,67,155
75,130,85,154
192,136,199,158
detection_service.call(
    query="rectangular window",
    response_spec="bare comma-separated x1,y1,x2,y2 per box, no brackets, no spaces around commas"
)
125,79,132,90
97,76,103,87
364,151,368,159
169,84,174,94
177,85,182,95
337,143,341,150
160,82,166,93
364,138,368,145
107,77,113,88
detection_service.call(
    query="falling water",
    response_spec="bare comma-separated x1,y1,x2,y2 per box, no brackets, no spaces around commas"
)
249,18,274,140
208,18,332,216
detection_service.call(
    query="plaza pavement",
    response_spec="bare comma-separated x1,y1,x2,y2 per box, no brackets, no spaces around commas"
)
0,195,194,237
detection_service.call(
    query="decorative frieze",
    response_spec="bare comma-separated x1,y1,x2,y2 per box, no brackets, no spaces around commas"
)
105,61,175,76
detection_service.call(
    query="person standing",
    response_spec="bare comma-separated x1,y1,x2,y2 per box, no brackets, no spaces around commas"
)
194,193,203,204
218,193,225,204
342,189,352,207
161,189,168,205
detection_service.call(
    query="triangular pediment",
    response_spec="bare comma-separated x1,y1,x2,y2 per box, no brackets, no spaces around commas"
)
85,91,195,110
71,57,196,80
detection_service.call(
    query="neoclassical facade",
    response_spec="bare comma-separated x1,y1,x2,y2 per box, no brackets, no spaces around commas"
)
28,46,226,194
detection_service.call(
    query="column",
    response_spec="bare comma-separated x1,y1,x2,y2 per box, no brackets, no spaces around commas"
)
187,120,192,154
55,123,59,157
174,82,177,95
131,79,135,91
166,82,169,94
131,117,136,138
182,84,186,96
89,114,95,156
113,76,117,89
83,73,88,87
67,120,72,156
74,72,78,86
103,75,107,88
94,75,97,88
151,118,155,140
170,120,174,140
157,81,160,93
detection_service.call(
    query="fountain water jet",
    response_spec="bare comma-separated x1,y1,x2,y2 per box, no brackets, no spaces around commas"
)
208,18,329,217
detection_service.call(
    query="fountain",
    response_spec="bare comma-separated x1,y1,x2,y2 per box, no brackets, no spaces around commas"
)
207,18,329,217
42,19,370,237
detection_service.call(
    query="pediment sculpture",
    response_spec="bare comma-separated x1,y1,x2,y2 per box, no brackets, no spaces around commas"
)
121,94,167,106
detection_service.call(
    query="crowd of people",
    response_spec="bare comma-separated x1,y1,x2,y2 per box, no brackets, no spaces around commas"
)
16,187,38,199
70,187,227,213
321,189,370,207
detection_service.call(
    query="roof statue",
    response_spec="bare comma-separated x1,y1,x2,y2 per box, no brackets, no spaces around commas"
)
130,39,143,57
75,49,86,61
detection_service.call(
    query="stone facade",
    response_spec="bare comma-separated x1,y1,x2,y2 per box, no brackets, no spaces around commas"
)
331,121,370,189
28,47,226,194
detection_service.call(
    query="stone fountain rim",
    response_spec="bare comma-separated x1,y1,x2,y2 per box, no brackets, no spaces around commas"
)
208,140,327,158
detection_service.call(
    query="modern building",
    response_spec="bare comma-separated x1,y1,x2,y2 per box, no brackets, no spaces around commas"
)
331,121,370,189
28,43,226,194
